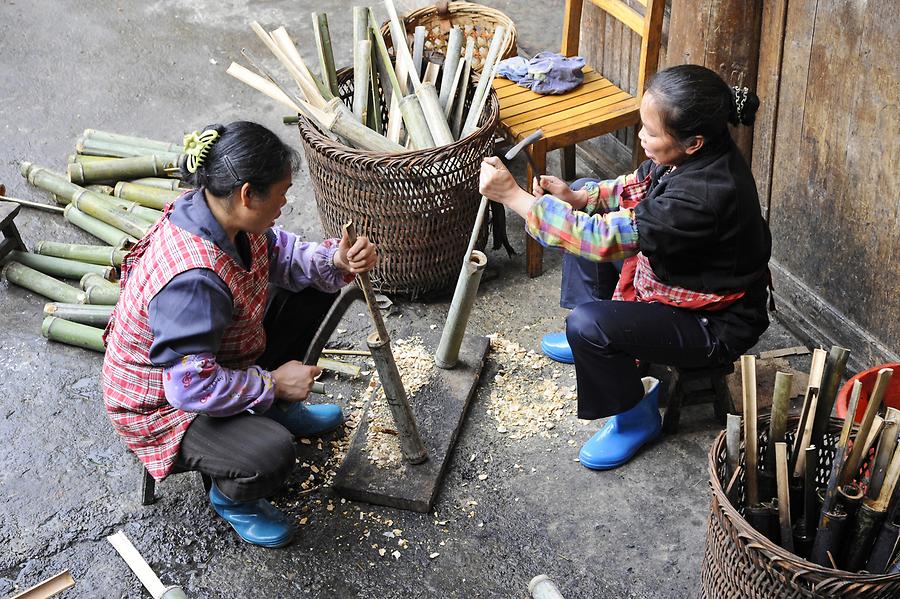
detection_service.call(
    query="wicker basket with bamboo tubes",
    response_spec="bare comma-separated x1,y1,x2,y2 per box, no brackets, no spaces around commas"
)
381,1,517,73
702,413,900,598
297,68,498,299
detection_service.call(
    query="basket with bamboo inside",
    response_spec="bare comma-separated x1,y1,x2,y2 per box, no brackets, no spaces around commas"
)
702,349,900,597
225,2,511,297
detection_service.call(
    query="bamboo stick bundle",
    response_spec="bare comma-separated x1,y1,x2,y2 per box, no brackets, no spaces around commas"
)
2,262,87,303
460,26,507,137
312,12,339,97
64,205,137,249
439,27,463,109
42,316,105,353
353,39,372,122
869,407,900,499
44,302,113,327
412,26,426,80
840,368,894,485
34,241,126,267
452,37,475,139
250,23,328,111
8,250,115,282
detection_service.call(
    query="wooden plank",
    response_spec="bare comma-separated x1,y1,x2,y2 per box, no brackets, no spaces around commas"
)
591,0,643,34
562,0,585,55
499,80,618,120
508,91,634,131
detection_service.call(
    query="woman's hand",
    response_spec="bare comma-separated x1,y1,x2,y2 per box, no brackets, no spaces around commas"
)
334,230,377,274
479,157,536,218
271,361,322,402
533,175,590,210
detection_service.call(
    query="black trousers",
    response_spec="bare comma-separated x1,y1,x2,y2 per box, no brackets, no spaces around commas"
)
173,286,338,502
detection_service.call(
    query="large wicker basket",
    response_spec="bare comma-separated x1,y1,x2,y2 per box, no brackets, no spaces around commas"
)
382,1,518,73
297,70,499,298
702,414,900,598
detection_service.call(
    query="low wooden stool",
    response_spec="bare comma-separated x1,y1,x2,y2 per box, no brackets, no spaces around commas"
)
0,195,28,261
662,363,735,434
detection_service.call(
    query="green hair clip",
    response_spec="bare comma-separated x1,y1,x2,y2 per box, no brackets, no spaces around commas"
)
182,129,220,174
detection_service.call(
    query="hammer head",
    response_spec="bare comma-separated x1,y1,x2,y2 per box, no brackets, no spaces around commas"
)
503,129,544,162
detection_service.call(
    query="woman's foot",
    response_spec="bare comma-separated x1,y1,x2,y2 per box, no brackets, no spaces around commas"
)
540,332,574,364
209,483,295,548
578,377,662,470
264,402,344,438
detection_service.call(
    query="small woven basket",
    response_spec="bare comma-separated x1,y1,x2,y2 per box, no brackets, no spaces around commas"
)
702,414,900,598
382,1,518,72
297,69,498,298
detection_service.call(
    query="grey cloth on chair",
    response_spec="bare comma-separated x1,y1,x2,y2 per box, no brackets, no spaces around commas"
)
497,52,586,95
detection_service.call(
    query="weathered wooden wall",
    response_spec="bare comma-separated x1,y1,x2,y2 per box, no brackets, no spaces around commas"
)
752,0,899,368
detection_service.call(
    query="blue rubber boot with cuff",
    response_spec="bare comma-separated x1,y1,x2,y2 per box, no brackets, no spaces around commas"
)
209,483,295,548
578,376,662,470
264,402,344,438
540,331,574,364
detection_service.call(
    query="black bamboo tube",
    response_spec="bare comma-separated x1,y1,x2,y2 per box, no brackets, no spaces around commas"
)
776,442,795,552
841,369,893,485
869,408,900,499
8,250,115,281
792,521,813,559
747,503,778,542
2,262,87,303
866,500,900,573
843,502,888,571
741,355,760,507
790,475,804,524
811,506,849,567
810,346,850,455
804,445,819,539
838,483,865,519
44,302,113,327
41,316,105,353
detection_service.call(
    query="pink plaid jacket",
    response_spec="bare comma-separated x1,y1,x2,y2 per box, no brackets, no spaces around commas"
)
102,211,269,480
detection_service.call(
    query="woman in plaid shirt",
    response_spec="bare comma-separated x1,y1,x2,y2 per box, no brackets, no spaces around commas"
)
480,65,771,470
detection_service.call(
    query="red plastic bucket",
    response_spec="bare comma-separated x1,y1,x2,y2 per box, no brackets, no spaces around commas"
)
835,362,900,422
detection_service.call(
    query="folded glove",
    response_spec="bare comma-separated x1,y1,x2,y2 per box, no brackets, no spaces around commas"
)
497,52,585,95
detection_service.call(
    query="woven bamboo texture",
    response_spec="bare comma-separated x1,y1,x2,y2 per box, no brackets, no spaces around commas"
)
297,70,499,298
382,1,518,72
702,414,900,598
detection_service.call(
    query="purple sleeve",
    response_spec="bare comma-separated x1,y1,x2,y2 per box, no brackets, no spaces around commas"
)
267,228,354,294
162,352,275,417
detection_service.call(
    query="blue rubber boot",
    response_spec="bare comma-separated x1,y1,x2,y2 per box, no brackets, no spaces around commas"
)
209,483,295,548
540,331,574,364
264,402,344,438
578,377,662,470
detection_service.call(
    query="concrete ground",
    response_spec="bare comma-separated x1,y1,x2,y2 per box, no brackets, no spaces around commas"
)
0,1,806,597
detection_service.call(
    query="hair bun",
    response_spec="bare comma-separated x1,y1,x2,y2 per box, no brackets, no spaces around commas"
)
729,86,760,126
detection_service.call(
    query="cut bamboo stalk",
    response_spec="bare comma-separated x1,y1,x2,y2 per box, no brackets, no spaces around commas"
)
326,98,406,153
869,407,900,499
416,82,454,145
0,195,64,213
791,386,819,477
741,355,760,507
312,12,339,97
776,442,794,552
439,27,463,109
75,137,180,162
2,262,87,303
68,155,173,185
367,9,409,143
84,284,120,306
82,129,180,154
113,182,179,210
806,347,828,393
452,38,475,139
371,20,394,110
8,250,114,282
810,346,850,454
8,570,75,599
397,94,435,149
353,6,368,47
423,61,441,85
412,26,426,80
841,369,894,485
44,302,113,327
35,241,126,267
799,444,818,552
71,191,150,240
872,442,900,512
129,177,185,191
250,22,328,111
726,413,741,479
434,250,488,369
317,356,361,378
817,384,860,534
269,26,334,102
461,26,506,137
367,32,384,133
353,40,372,122
443,57,467,119
764,372,793,492
321,348,371,357
63,205,136,249
68,153,114,164
80,272,119,291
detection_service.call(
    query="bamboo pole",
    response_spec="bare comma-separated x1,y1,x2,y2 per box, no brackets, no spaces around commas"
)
44,302,113,327
321,348,371,357
68,155,174,185
412,26,426,80
395,94,434,149
791,386,819,477
82,129,180,154
68,153,114,164
114,182,180,210
129,177,185,191
353,39,372,122
81,273,120,305
8,250,114,282
35,241,126,267
270,27,333,102
367,31,384,133
461,27,506,137
250,22,329,111
869,407,900,499
416,82,454,145
443,56,467,119
311,12,339,97
0,195,64,213
2,262,87,303
326,98,406,153
726,413,741,479
452,38,475,139
763,371,793,501
434,250,488,369
840,369,894,485
810,346,850,454
439,27,464,108
75,137,180,162
776,442,794,552
741,355,760,507
63,205,136,249
872,443,900,512
80,272,119,291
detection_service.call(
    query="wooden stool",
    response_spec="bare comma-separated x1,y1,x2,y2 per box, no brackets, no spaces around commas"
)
661,363,735,434
0,198,27,261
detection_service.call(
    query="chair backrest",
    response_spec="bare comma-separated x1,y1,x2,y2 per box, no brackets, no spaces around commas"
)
560,0,665,97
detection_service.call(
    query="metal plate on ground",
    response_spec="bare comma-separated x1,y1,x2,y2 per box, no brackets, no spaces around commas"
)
332,334,491,512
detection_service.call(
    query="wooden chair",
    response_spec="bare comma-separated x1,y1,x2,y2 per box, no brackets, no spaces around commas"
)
492,0,665,277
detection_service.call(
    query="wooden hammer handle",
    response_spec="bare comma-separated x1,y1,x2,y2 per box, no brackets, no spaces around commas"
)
343,221,389,343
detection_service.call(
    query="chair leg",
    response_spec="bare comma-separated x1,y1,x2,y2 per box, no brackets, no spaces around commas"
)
561,145,576,181
525,141,547,278
662,369,683,434
141,467,156,506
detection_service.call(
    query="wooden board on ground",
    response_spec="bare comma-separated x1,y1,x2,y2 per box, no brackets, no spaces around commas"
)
332,334,490,512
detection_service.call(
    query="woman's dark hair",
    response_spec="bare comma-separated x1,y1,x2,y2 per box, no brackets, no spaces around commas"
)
180,120,301,198
645,65,760,147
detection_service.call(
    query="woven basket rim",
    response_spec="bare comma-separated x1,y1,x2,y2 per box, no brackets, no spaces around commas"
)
708,412,900,582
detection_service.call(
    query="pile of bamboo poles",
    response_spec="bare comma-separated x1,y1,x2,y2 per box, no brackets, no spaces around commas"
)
227,1,508,153
728,347,900,573
1,129,190,352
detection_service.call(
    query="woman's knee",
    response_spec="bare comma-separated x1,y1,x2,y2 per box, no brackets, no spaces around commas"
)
566,301,616,349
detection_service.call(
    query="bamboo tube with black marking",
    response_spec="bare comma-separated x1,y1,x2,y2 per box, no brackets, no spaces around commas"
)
2,262,87,303
726,413,741,481
776,442,794,552
64,205,136,249
841,369,893,485
35,241,126,267
41,316,105,353
434,250,487,369
7,250,114,282
810,346,850,455
312,12,339,97
114,182,180,210
847,442,900,571
761,372,793,502
44,302,113,327
439,27,463,109
68,155,174,185
869,408,900,500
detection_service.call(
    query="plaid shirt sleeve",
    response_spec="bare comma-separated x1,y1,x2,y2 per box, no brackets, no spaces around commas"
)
580,169,640,215
526,194,640,263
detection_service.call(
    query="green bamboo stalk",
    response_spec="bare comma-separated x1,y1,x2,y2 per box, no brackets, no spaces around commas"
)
8,250,115,281
312,12,339,97
34,241,126,266
129,177,186,191
84,285,120,306
44,302,113,327
80,272,119,291
439,27,464,109
114,182,180,210
73,193,149,239
82,129,180,153
2,262,87,303
367,29,384,133
397,94,435,149
68,153,115,164
326,99,406,153
416,82,454,145
63,204,136,248
76,137,181,162
86,185,115,195
353,39,372,123
68,155,175,186
41,316,105,353
461,26,506,137
810,346,851,458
